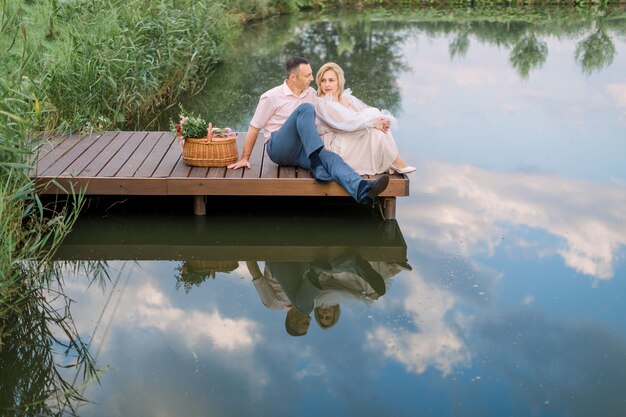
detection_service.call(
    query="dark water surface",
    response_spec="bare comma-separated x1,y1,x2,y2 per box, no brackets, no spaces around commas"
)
6,7,626,417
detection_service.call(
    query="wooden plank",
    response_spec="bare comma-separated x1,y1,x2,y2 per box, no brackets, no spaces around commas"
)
224,165,243,179
224,133,244,179
208,167,226,178
81,131,130,176
28,133,55,176
37,175,407,197
36,133,83,174
279,166,297,178
98,131,148,177
165,178,342,196
136,133,175,177
59,131,119,176
31,132,56,162
36,176,167,195
189,166,209,178
40,133,105,177
242,133,264,179
166,177,407,197
261,144,279,179
296,166,311,179
153,140,182,177
28,132,54,173
170,155,192,178
116,131,161,177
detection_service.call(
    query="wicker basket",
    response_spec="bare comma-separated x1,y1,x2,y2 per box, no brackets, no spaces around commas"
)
182,123,238,167
175,260,239,292
186,260,239,274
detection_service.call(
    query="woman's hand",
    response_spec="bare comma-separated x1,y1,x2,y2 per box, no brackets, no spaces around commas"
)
372,117,391,133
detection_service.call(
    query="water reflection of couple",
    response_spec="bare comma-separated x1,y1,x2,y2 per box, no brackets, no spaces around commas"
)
228,57,415,204
247,255,409,336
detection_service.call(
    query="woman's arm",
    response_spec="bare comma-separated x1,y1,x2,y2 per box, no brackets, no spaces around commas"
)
315,96,373,132
316,91,394,133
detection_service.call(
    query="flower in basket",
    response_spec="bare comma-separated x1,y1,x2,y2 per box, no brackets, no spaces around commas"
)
211,127,234,139
170,105,234,140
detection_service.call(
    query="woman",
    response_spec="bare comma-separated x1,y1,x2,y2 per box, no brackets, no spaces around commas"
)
314,62,415,175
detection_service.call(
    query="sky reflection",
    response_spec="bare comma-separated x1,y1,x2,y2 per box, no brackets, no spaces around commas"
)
396,34,626,181
398,161,626,281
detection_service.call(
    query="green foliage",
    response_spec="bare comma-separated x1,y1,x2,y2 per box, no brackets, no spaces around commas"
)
2,0,240,133
575,29,616,74
1,22,85,363
171,105,210,139
1,44,94,415
0,266,100,415
0,76,84,315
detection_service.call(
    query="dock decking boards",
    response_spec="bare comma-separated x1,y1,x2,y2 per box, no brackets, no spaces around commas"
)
31,132,409,218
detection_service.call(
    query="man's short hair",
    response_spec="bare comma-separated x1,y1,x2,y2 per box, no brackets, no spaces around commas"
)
285,308,309,337
285,56,309,79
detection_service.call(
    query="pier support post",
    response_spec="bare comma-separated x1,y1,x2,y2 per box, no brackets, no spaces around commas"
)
194,195,206,215
380,197,396,220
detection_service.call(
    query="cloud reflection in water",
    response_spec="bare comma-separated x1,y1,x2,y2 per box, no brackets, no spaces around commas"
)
399,160,626,281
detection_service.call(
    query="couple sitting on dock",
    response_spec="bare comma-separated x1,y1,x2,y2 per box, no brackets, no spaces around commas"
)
227,56,415,204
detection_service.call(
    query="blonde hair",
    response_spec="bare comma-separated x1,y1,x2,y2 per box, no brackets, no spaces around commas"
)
316,62,345,98
314,305,341,329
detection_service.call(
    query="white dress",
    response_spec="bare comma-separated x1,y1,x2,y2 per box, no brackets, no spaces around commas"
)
315,89,399,175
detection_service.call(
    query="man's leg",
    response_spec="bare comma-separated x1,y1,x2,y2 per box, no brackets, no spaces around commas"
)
267,103,322,167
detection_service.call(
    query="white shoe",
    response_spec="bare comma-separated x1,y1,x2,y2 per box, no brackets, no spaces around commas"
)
390,164,416,174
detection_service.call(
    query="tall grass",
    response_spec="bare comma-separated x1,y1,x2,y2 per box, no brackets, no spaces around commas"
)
0,71,84,327
1,0,239,133
1,43,93,416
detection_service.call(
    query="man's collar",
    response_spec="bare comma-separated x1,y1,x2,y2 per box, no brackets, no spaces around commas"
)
282,81,309,98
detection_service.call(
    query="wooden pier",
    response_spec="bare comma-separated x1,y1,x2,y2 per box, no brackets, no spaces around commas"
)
31,131,409,218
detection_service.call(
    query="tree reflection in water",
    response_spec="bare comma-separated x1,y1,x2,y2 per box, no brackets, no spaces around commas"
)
157,6,625,132
509,33,548,79
575,29,616,75
0,262,106,416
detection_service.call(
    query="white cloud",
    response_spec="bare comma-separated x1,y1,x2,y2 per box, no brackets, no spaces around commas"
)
367,271,471,376
400,161,626,280
607,83,626,107
58,261,261,354
134,282,260,351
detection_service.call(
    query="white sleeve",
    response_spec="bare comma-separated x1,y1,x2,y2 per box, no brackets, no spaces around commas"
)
315,89,396,132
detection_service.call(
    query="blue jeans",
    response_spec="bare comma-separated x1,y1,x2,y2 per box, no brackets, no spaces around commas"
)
266,103,370,202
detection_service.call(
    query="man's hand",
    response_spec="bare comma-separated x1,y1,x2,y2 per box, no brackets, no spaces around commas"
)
229,126,260,170
227,158,251,170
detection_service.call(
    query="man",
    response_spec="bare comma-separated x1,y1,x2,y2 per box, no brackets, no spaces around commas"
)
227,56,389,204
247,260,320,337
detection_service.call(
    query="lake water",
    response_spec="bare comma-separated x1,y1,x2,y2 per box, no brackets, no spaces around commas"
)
6,7,626,417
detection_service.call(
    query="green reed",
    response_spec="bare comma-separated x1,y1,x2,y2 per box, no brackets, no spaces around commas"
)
1,65,94,416
2,0,239,133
